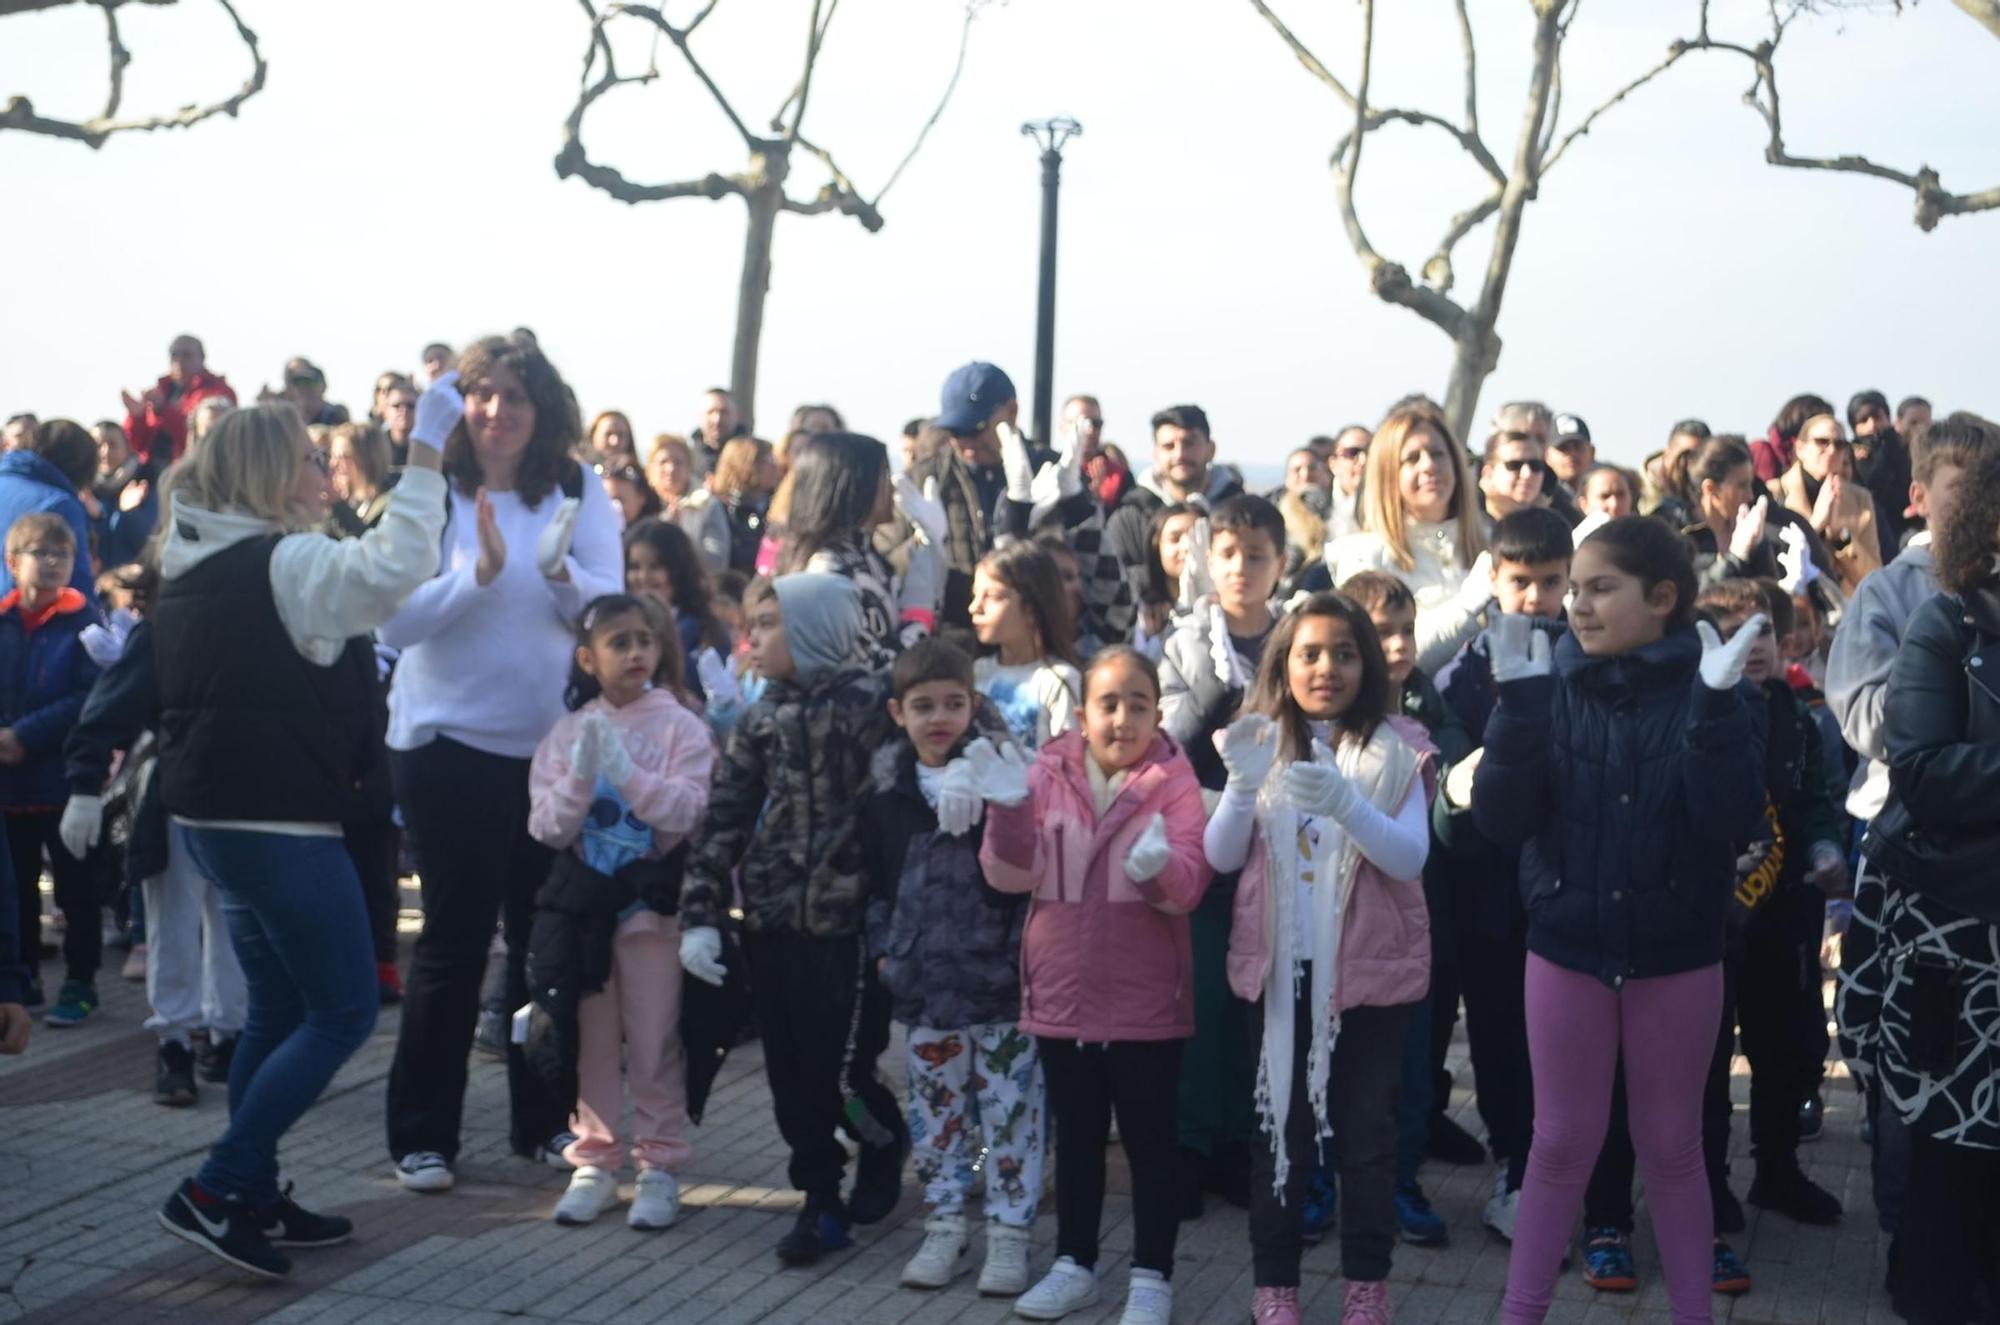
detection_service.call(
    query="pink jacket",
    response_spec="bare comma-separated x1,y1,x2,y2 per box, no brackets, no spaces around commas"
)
1227,716,1439,1014
528,689,717,856
981,728,1213,1042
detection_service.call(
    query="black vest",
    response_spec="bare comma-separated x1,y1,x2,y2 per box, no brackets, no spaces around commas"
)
155,532,380,822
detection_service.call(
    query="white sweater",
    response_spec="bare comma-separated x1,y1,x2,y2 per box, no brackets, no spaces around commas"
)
1327,519,1482,673
382,473,623,758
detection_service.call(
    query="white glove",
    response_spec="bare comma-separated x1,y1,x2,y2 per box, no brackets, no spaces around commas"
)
1777,525,1821,595
898,538,945,625
587,711,635,785
997,420,1036,502
964,737,1031,807
679,926,727,987
1696,612,1766,690
1207,602,1247,689
1214,713,1277,797
536,496,582,578
410,370,464,448
1728,494,1769,562
1028,460,1063,515
893,472,948,548
1123,812,1172,884
1570,510,1612,548
1442,746,1485,809
1455,550,1496,614
1055,415,1088,499
695,648,740,707
1488,613,1554,685
934,756,984,837
79,608,136,669
1281,739,1361,822
1179,516,1213,609
568,715,603,782
59,794,103,859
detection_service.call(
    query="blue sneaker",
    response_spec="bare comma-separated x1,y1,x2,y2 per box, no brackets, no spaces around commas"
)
1299,1166,1337,1245
1712,1240,1751,1295
45,979,98,1027
775,1197,851,1265
1581,1227,1636,1292
1395,1181,1448,1246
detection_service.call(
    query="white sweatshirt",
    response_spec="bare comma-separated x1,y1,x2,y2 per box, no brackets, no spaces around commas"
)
381,473,623,758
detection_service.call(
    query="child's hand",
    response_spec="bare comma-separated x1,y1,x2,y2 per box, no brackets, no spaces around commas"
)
897,539,945,634
1455,550,1495,614
965,737,1031,807
1214,714,1277,795
1777,525,1821,595
695,648,740,707
1207,602,1246,688
536,496,582,581
1488,613,1553,685
1696,612,1766,691
0,730,24,767
893,473,948,548
567,715,603,782
1442,746,1485,809
935,756,985,837
59,794,103,859
1123,812,1171,883
589,712,635,786
1281,739,1361,822
679,926,727,987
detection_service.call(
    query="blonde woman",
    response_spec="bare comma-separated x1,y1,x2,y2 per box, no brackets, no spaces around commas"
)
1776,413,1881,594
327,422,395,533
677,434,769,575
645,433,695,515
141,391,453,1278
1327,406,1492,672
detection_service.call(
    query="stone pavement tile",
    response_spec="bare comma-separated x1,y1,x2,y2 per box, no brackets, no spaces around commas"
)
1399,1280,1457,1322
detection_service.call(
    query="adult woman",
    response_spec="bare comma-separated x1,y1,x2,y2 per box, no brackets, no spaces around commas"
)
684,435,770,577
1327,406,1491,673
327,422,395,535
1775,413,1882,595
646,433,695,515
148,396,452,1277
1751,393,1835,486
378,334,623,1193
586,410,638,469
1672,435,1785,586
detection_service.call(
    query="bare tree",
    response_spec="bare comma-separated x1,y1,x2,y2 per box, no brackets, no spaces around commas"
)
1,0,265,148
1246,0,2000,443
556,0,991,426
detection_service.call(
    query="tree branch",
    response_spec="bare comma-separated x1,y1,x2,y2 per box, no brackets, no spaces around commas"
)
873,0,987,206
1451,0,1481,141
1540,42,1689,173
1244,0,1356,107
771,0,838,137
1953,0,2000,40
612,2,758,149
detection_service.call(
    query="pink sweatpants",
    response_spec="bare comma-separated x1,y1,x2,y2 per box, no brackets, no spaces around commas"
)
564,911,693,1173
1504,954,1723,1325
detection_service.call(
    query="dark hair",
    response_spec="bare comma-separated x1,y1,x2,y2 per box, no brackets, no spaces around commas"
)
776,432,889,574
602,462,664,521
1243,592,1391,760
1481,426,1544,466
891,636,977,701
1578,463,1636,508
1669,434,1754,513
1583,516,1698,631
788,403,846,434
623,517,729,654
421,341,452,360
1669,418,1711,443
444,333,581,506
1207,493,1286,558
1697,576,1793,641
1491,505,1575,567
1770,393,1835,446
31,419,99,488
1846,390,1891,430
1083,643,1161,703
976,540,1080,668
713,567,750,604
901,417,927,439
1144,502,1193,605
1896,395,1931,422
1336,569,1416,616
1911,411,1999,484
563,593,687,710
1934,429,2000,595
1149,404,1211,438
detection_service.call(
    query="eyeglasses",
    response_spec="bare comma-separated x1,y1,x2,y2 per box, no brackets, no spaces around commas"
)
18,546,73,565
1798,434,1844,450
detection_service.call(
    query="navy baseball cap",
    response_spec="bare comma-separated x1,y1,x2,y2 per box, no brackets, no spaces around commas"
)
934,362,1016,435
1554,413,1592,446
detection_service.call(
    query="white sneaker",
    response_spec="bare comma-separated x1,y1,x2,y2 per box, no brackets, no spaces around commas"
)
553,1166,621,1225
628,1169,680,1230
979,1220,1033,1296
395,1151,454,1193
1482,1171,1519,1242
1014,1256,1100,1320
1119,1268,1173,1325
900,1212,968,1288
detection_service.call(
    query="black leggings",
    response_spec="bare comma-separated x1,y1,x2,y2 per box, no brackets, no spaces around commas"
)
1039,1037,1184,1276
9,810,100,985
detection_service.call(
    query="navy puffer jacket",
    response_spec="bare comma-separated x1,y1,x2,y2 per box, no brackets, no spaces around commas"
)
1471,625,1765,987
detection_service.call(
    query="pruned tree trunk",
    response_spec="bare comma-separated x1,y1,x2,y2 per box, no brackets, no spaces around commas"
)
731,145,790,431
1442,322,1500,446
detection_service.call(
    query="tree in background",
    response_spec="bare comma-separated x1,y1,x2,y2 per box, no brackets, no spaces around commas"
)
1246,0,2000,443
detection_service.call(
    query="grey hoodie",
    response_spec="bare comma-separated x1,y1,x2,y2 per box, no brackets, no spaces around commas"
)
1824,535,1936,820
771,572,862,680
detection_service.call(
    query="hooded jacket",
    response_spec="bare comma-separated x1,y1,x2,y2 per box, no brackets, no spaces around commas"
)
0,587,101,809
0,452,94,597
1824,536,1936,820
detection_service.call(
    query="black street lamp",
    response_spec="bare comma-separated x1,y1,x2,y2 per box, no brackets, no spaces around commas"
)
1021,116,1081,448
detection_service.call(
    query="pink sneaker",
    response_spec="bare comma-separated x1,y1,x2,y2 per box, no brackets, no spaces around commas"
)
1252,1285,1302,1324
1342,1279,1392,1325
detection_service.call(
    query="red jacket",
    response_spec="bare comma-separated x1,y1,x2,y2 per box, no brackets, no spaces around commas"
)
124,370,237,465
1749,425,1793,485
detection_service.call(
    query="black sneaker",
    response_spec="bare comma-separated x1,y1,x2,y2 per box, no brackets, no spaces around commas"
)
257,1184,354,1247
158,1179,291,1279
847,1124,908,1225
197,1034,236,1085
775,1196,852,1266
1748,1161,1842,1225
155,1041,199,1108
1427,1114,1488,1165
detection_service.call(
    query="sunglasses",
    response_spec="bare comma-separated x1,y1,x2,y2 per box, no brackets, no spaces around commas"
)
1495,457,1541,474
1335,448,1368,462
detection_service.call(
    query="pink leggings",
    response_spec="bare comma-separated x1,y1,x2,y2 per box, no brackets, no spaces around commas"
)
1504,954,1723,1325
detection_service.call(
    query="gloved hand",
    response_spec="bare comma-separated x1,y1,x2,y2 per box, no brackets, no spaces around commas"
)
1442,746,1485,809
1054,414,1088,499
568,714,603,783
964,737,1031,806
1207,602,1247,689
1123,812,1172,884
587,711,635,786
695,648,740,707
410,370,464,449
1281,739,1361,822
898,538,945,632
1178,516,1213,609
1488,613,1554,685
679,926,727,987
1455,550,1496,614
934,756,984,836
79,607,136,669
1570,510,1612,548
1806,841,1849,896
1214,714,1277,798
997,420,1036,503
59,794,103,859
893,472,948,548
1728,494,1769,562
1777,524,1821,595
1696,612,1766,690
536,496,582,579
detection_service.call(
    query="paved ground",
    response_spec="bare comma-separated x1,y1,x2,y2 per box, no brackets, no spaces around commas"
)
0,896,1900,1325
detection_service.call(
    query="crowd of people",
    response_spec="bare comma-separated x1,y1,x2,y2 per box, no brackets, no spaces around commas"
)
1,330,1995,1325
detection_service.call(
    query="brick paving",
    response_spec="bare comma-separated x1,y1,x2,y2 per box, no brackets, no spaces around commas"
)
0,906,1898,1324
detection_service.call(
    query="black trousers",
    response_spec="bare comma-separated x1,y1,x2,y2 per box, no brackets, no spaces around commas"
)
1433,884,1534,1186
9,809,99,984
1901,1134,2000,1325
1736,884,1826,1163
342,814,400,966
384,738,562,1161
1040,1036,1184,1276
1249,996,1409,1285
742,929,900,1200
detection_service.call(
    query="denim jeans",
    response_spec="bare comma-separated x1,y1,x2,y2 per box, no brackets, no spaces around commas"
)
185,826,377,1203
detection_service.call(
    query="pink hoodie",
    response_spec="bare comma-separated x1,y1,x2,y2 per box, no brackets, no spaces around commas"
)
981,728,1213,1042
528,689,717,856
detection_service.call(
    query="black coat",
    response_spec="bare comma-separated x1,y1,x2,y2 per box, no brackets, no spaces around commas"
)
63,618,166,885
1472,625,1766,987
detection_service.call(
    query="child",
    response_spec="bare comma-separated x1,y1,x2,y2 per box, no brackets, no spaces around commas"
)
527,593,715,1230
969,542,1082,752
1134,505,1197,659
624,517,731,687
1472,516,1766,1325
978,646,1211,1325
2,514,103,1024
679,573,910,1265
1204,592,1437,1325
860,639,1043,1295
1033,532,1100,660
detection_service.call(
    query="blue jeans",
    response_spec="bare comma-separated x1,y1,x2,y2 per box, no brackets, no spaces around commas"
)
185,827,377,1203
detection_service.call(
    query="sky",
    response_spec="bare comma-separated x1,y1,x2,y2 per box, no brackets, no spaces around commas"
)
4,0,1997,477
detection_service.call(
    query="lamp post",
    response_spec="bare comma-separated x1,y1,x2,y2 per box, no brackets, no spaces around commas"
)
1021,116,1081,448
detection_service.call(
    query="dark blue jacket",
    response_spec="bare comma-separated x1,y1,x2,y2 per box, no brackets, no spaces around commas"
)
92,482,159,571
64,617,166,884
1471,625,1765,987
0,588,103,809
0,453,94,596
